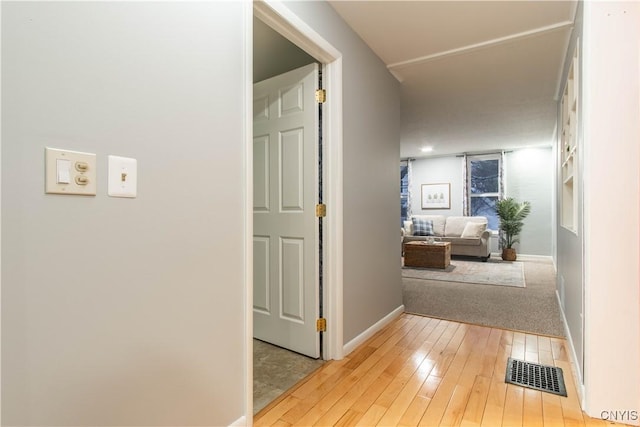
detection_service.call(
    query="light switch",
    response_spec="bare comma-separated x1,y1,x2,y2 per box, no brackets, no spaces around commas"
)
45,148,97,196
108,155,137,198
56,159,71,184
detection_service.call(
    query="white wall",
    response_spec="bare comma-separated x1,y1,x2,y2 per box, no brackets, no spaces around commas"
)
282,1,403,344
253,17,315,83
409,156,464,216
556,0,585,390
505,148,553,256
2,3,247,425
582,1,640,422
408,148,553,256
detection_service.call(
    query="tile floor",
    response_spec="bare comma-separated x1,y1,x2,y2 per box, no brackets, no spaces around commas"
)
253,339,324,414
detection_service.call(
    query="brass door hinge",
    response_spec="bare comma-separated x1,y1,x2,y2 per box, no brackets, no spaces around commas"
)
316,204,327,218
315,89,326,103
316,318,327,332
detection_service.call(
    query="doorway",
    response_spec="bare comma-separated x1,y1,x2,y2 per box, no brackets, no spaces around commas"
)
248,3,344,417
253,33,321,359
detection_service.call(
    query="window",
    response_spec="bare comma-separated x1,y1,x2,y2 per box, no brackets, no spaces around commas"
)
400,163,409,225
467,155,501,230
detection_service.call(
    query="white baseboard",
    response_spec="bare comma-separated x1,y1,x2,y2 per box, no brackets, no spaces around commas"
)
229,415,247,426
490,252,554,261
519,253,554,260
342,305,404,356
556,290,586,407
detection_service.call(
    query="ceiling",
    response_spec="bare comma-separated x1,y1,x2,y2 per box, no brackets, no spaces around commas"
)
328,1,578,159
254,17,315,83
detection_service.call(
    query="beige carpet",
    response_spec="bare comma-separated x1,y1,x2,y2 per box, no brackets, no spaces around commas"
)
402,258,525,288
403,256,565,337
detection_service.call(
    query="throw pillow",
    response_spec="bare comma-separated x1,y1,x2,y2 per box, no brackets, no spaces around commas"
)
403,220,414,235
461,221,487,238
412,217,434,236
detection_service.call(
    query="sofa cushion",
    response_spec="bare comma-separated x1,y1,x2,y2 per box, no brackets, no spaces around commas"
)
411,217,434,236
441,237,482,246
444,216,488,237
461,221,487,238
410,215,446,236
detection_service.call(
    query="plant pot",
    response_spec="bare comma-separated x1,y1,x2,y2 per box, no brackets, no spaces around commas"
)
502,248,517,261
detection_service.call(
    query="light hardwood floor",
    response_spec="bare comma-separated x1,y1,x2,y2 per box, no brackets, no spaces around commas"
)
254,313,618,427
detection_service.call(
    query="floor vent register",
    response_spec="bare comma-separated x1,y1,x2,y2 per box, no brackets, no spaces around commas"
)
505,357,567,397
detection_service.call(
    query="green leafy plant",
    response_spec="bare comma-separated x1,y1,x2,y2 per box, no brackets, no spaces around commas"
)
495,197,531,249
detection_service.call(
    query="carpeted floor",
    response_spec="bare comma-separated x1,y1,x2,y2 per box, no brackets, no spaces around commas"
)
403,255,565,337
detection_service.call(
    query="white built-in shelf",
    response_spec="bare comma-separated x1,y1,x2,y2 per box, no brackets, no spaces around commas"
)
561,43,579,233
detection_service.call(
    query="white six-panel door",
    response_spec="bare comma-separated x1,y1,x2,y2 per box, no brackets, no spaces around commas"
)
253,63,319,358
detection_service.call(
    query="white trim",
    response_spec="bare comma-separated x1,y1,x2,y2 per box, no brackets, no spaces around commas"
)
323,56,344,360
229,415,247,427
512,254,555,261
553,27,575,101
489,253,555,263
556,291,585,407
0,1,3,422
254,0,341,63
246,0,345,422
582,2,593,417
389,21,574,72
343,305,405,356
553,1,580,102
242,0,254,422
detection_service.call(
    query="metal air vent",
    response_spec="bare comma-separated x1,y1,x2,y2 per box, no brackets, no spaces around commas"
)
505,358,567,396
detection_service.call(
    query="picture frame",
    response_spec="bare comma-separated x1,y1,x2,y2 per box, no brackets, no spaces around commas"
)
421,183,451,209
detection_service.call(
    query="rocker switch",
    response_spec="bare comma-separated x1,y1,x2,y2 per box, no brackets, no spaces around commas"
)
56,159,71,184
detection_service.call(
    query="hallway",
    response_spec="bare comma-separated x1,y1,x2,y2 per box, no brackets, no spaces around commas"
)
254,313,614,426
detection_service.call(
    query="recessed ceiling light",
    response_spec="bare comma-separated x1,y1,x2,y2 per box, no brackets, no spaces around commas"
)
421,147,433,153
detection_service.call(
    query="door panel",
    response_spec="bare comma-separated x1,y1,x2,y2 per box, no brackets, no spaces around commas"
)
254,95,270,122
253,63,319,358
280,84,304,116
280,237,304,322
253,135,270,212
280,128,304,211
253,236,270,314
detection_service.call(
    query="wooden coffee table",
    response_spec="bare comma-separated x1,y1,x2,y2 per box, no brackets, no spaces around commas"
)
404,241,451,269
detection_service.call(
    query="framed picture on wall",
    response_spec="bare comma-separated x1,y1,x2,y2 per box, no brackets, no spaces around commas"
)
421,183,451,209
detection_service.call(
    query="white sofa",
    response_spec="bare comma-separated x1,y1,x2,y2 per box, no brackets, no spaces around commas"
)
402,215,491,261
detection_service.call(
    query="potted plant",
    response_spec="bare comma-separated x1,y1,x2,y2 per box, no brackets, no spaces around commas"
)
495,197,531,261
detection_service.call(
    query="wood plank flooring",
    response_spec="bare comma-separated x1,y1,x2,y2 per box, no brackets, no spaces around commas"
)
254,314,616,427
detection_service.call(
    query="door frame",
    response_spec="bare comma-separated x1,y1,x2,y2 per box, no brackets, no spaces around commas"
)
245,0,344,419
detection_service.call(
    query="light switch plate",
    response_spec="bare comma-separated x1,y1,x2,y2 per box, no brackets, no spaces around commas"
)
45,147,97,195
108,155,137,198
